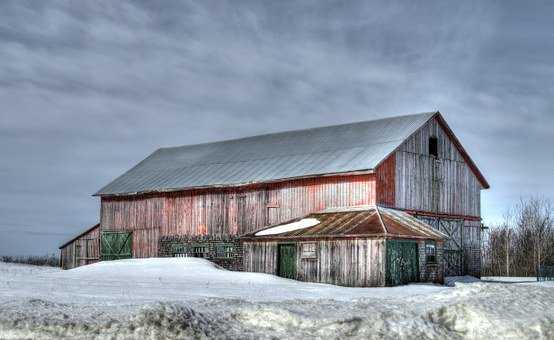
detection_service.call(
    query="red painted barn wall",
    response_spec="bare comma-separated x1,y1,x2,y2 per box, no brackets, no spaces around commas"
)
375,154,395,207
100,174,377,242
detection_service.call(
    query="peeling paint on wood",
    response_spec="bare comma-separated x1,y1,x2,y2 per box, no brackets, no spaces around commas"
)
100,174,377,238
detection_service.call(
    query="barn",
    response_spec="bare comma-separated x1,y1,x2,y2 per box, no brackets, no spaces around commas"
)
60,111,489,285
242,206,447,286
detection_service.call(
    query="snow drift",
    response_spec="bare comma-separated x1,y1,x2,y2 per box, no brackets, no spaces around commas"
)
1,259,553,339
255,218,320,236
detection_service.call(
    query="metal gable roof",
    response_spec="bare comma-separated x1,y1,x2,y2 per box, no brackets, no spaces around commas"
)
95,112,437,196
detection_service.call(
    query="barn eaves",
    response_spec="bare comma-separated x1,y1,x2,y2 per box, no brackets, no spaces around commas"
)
242,206,448,242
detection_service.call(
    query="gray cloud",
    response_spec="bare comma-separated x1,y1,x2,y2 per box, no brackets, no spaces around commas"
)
1,0,553,255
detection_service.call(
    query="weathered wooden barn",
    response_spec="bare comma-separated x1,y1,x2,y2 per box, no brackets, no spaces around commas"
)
60,111,489,285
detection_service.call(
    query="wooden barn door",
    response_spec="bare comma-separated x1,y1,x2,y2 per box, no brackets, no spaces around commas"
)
101,231,132,261
386,240,419,286
277,244,297,279
416,217,463,276
437,220,463,276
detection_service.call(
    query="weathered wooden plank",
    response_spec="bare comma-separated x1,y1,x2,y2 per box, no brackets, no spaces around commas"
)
244,239,386,287
60,225,100,269
394,117,482,217
376,154,395,207
101,174,377,239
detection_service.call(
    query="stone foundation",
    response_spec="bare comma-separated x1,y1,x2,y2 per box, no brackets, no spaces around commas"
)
418,240,444,284
159,235,243,271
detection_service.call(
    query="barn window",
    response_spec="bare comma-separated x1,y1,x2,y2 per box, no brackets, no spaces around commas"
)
215,243,235,258
425,241,437,263
191,244,208,258
301,242,317,259
171,243,187,257
429,137,438,157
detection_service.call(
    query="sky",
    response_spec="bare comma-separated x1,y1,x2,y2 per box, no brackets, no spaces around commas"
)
1,1,553,256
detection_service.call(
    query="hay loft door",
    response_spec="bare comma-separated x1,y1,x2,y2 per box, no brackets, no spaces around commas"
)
386,240,419,286
277,244,297,279
101,231,132,261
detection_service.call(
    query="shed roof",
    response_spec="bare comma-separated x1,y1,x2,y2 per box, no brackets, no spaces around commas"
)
58,223,100,249
242,206,447,241
95,111,488,196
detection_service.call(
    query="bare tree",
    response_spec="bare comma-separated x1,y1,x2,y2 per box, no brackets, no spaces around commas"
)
482,197,554,277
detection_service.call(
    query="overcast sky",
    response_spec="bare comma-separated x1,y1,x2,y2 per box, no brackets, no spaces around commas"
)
1,1,553,256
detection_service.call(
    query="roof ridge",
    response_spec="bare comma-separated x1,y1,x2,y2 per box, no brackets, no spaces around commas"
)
95,111,441,196
159,111,437,151
375,206,388,235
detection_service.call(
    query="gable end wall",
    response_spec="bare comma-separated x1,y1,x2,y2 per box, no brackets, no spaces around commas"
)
394,117,482,217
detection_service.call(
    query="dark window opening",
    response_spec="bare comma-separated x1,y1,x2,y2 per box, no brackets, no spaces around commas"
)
429,137,438,157
172,243,209,258
301,242,317,259
191,245,208,258
215,243,235,258
425,241,437,263
171,244,187,257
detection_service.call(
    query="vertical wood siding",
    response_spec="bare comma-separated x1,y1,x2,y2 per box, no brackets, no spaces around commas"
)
60,226,100,269
132,228,160,258
463,220,482,277
376,154,395,207
101,174,377,239
395,117,482,217
243,239,386,287
243,242,278,274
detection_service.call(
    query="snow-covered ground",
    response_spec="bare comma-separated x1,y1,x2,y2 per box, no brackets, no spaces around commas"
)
1,258,553,339
482,276,540,283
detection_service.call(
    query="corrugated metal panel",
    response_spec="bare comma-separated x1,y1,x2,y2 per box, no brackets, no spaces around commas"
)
243,206,447,240
95,112,437,196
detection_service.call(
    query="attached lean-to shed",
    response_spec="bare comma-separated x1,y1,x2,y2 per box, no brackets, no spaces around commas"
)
59,224,100,270
242,206,447,287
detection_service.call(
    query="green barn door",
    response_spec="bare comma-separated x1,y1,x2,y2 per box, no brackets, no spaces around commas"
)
386,240,419,286
101,231,132,261
278,244,297,279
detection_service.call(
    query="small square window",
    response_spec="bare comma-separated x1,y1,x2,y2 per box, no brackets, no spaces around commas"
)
429,137,438,157
301,242,317,259
425,241,437,263
215,243,235,258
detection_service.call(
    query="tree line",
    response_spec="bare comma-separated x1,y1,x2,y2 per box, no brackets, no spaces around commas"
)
482,197,554,277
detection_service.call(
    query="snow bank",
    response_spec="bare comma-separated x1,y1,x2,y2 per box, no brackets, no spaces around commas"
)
444,276,481,287
1,259,553,339
482,276,539,283
255,218,320,236
36,257,445,303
